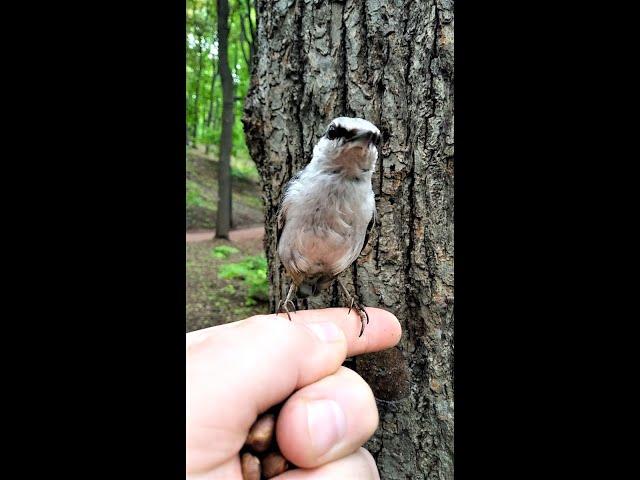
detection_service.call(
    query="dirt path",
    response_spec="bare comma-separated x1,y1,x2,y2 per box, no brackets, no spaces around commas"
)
186,226,264,244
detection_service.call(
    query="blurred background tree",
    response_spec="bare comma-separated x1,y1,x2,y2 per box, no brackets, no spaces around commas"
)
187,0,257,238
187,0,255,158
186,0,266,328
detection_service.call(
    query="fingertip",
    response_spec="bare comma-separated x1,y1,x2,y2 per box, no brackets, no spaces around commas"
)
276,367,379,469
285,307,401,355
276,400,311,465
371,307,402,347
347,307,401,356
270,447,380,479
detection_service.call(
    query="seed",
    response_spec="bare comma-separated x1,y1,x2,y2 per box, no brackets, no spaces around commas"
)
262,452,288,479
241,452,261,480
245,413,276,453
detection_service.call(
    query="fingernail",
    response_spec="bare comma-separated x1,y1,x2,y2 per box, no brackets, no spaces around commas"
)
306,399,347,456
306,322,344,343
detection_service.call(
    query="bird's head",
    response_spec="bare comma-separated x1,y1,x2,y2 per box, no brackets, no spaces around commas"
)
310,117,381,179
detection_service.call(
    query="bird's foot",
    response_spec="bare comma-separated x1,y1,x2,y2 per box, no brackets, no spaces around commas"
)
276,299,297,321
276,283,298,321
338,281,369,337
347,298,369,337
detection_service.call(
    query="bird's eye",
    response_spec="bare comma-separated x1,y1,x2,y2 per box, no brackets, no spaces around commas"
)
326,124,338,140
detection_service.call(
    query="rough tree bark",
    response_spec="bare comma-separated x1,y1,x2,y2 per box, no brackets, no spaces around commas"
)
244,1,453,478
215,0,234,238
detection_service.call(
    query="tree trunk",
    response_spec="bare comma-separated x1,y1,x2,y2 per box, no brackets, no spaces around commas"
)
191,33,205,144
239,0,255,70
186,103,190,145
205,2,219,157
206,66,218,129
215,0,234,238
243,1,454,478
205,65,218,155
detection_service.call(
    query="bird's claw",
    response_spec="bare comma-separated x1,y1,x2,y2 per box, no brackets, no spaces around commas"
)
346,300,369,337
337,279,370,337
276,299,297,321
285,300,297,315
276,283,298,321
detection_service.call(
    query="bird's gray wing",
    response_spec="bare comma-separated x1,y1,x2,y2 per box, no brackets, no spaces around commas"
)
325,208,375,286
359,208,376,258
276,172,301,247
275,195,286,248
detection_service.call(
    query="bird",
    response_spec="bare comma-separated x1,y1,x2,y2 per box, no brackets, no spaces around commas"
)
276,117,381,337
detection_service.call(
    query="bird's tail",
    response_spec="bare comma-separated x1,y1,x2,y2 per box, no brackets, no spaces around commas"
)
297,282,314,299
297,275,333,299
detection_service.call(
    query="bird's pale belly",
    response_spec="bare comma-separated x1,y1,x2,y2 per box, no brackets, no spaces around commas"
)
279,211,362,284
278,178,371,286
294,227,355,277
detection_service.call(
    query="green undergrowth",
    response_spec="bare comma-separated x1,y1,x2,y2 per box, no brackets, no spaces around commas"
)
210,245,240,259
218,255,268,306
186,149,264,230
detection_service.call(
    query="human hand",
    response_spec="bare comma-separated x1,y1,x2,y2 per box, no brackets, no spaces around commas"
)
187,307,402,479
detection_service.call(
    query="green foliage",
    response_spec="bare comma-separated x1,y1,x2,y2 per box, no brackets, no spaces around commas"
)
187,0,255,158
231,151,260,182
218,255,268,305
222,284,237,295
232,191,263,210
186,180,206,207
187,179,215,210
210,245,240,259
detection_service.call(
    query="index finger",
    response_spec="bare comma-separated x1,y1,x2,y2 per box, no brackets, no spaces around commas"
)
193,307,400,358
281,307,401,358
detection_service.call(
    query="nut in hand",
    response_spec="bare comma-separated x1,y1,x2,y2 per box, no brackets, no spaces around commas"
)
241,452,261,480
245,413,276,453
262,452,288,479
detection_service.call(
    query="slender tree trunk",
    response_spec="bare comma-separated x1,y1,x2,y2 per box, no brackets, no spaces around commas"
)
191,33,205,145
205,65,218,155
206,66,218,128
239,0,254,70
215,0,234,238
205,2,218,156
244,1,454,478
186,97,190,145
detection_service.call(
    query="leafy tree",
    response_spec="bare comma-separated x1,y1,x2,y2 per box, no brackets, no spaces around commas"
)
186,0,255,159
215,0,233,238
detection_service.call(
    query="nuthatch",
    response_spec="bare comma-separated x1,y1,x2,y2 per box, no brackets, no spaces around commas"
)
276,117,381,336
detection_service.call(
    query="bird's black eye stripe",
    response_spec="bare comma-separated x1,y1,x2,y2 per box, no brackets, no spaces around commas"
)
326,124,348,140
